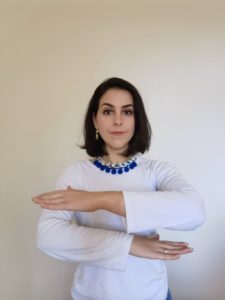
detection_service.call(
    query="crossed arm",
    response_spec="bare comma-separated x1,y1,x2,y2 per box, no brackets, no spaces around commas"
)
33,187,125,215
33,187,194,261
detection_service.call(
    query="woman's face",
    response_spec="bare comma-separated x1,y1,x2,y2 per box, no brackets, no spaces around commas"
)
93,88,135,156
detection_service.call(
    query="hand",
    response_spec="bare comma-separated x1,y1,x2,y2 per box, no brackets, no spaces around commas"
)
130,234,193,260
32,186,98,212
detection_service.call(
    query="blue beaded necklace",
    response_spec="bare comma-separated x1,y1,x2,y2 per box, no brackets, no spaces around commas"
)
93,154,139,175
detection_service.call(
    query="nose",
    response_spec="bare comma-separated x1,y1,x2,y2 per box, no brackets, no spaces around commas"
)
114,112,122,126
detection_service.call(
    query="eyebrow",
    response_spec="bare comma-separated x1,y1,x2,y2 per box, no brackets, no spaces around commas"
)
101,103,134,108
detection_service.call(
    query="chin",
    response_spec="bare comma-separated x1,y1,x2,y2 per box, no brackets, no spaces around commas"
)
107,143,129,152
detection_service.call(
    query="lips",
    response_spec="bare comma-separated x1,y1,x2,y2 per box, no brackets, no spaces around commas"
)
110,131,126,136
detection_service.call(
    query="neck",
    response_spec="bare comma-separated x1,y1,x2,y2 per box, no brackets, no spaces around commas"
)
101,154,129,164
101,146,130,164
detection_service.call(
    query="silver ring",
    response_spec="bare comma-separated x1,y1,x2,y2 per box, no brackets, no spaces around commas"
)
164,249,168,254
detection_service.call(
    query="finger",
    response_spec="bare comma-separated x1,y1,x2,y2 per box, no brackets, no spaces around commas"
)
33,193,65,203
159,245,190,253
32,197,47,203
156,248,193,260
161,247,193,255
42,197,65,205
40,202,66,210
159,254,181,260
162,240,188,246
33,190,66,199
42,193,65,200
148,239,190,250
147,250,182,260
33,196,64,205
160,241,189,249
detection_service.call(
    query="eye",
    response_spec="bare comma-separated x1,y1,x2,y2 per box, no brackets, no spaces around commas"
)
123,109,134,115
103,109,113,115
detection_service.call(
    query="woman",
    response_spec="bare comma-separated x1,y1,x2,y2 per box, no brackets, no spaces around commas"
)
33,77,205,300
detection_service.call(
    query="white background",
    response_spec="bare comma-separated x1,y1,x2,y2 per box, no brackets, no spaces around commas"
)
0,1,224,299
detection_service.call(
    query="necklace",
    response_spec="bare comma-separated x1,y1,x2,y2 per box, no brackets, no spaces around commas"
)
93,154,139,175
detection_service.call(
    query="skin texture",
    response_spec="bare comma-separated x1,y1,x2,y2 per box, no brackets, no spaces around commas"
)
33,88,194,260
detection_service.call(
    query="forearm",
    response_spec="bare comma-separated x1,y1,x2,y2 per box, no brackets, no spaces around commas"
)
33,188,126,216
33,187,205,232
93,191,126,217
124,189,205,233
38,208,132,270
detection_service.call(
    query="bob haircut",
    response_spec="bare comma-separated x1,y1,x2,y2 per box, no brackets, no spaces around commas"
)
81,77,152,157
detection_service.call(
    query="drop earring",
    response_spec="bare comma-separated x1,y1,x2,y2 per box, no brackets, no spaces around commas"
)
95,128,99,140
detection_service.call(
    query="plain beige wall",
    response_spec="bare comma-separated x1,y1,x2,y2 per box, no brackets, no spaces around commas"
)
1,1,225,299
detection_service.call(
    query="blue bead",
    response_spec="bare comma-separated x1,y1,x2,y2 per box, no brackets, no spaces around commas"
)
95,161,101,168
124,166,129,172
130,161,137,169
94,160,98,166
118,169,123,174
93,157,138,175
105,167,110,173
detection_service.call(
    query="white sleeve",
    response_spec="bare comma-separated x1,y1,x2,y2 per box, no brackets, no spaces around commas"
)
37,165,133,271
123,161,206,233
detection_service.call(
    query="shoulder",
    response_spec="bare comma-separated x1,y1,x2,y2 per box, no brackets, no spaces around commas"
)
137,155,176,175
56,159,93,188
138,156,187,189
60,159,93,175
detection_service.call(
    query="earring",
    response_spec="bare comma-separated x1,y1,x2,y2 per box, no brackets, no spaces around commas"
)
95,128,99,140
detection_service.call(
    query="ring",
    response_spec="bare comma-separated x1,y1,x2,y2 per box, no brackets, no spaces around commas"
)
164,249,168,254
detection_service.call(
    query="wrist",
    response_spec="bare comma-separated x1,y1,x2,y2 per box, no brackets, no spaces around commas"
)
96,191,126,216
129,235,147,258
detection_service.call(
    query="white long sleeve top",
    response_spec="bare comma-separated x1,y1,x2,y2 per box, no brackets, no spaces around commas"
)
37,155,205,300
